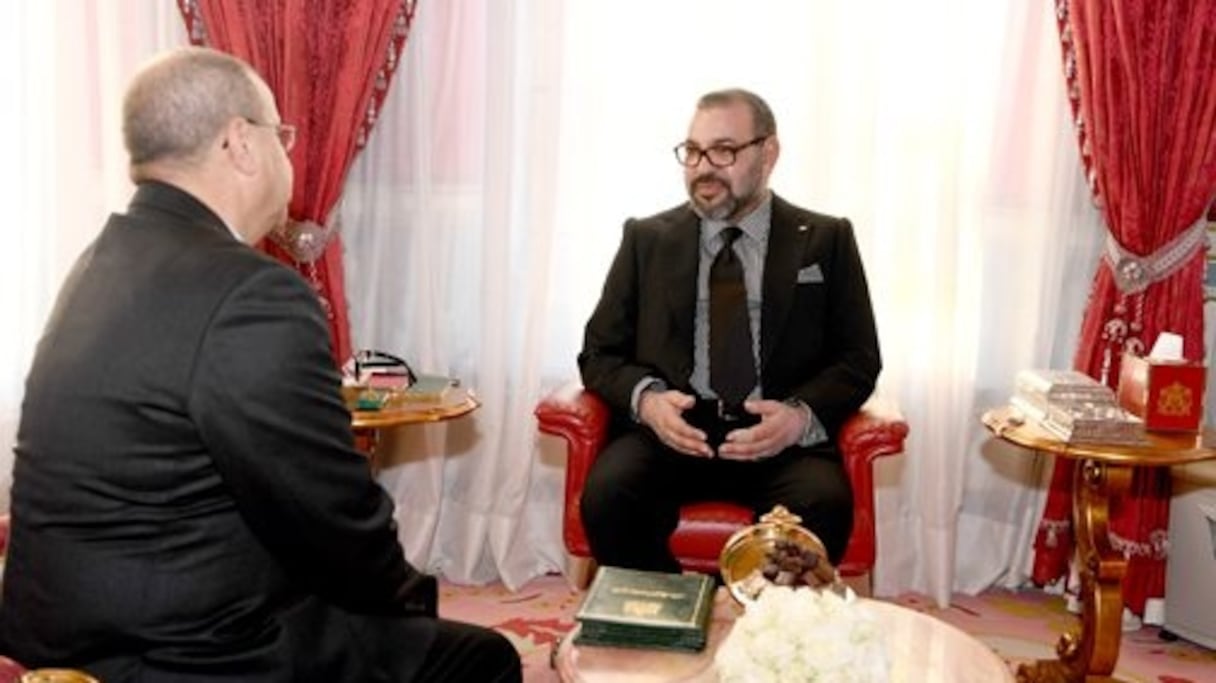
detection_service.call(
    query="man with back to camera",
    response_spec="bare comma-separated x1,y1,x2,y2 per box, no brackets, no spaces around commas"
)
0,46,520,682
578,88,881,573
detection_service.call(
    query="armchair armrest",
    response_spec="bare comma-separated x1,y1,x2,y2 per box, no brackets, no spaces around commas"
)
0,658,24,683
836,396,908,575
0,515,26,681
535,382,610,555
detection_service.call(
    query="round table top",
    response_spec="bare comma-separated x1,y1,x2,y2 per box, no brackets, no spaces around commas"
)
349,386,479,430
983,406,1216,466
555,590,1014,682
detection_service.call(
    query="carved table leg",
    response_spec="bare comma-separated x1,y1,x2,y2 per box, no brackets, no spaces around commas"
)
1017,458,1131,683
354,427,382,473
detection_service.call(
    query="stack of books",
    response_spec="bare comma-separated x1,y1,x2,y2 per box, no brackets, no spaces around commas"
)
399,374,456,402
573,566,716,652
1014,369,1114,408
1011,369,1145,445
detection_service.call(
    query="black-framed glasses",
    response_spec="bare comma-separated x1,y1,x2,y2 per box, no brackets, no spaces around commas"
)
673,136,767,168
244,117,297,153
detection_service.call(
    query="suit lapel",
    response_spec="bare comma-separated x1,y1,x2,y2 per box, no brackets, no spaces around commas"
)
662,210,700,379
761,196,806,370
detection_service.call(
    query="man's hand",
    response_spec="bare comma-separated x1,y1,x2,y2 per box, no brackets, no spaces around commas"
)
638,389,714,457
717,399,808,461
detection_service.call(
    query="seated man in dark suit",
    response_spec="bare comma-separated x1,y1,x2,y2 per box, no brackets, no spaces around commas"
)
578,88,881,572
0,46,520,683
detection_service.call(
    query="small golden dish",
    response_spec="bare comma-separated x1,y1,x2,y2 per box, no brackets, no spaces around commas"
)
718,505,842,604
21,671,101,683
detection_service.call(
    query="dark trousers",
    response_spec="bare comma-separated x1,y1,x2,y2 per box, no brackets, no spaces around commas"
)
412,619,521,682
580,429,853,573
285,598,521,683
79,601,522,683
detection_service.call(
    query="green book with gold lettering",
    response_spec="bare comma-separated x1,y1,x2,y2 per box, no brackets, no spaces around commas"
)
573,566,716,652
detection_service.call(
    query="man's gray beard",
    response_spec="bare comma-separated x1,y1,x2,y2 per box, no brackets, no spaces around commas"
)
690,193,737,221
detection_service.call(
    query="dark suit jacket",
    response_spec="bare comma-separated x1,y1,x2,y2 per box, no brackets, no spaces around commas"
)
579,194,881,439
1,182,436,682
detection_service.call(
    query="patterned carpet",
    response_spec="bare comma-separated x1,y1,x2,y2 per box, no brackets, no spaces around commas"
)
438,575,1216,682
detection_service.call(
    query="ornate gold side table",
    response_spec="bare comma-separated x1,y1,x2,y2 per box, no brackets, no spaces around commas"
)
349,386,479,470
983,406,1216,683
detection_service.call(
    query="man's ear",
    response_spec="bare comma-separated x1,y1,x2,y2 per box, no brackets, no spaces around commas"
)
764,136,780,170
220,117,259,176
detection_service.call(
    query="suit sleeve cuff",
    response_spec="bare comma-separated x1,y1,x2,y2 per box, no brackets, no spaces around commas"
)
630,377,667,422
785,398,827,447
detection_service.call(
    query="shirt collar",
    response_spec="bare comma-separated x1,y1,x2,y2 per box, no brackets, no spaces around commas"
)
699,193,773,246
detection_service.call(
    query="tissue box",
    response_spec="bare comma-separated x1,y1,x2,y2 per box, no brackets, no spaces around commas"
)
1116,353,1206,432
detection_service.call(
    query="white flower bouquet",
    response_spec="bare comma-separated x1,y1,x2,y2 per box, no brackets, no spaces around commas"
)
714,586,890,683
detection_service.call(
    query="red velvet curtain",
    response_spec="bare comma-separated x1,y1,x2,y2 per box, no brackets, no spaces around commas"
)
177,0,417,365
1034,0,1216,615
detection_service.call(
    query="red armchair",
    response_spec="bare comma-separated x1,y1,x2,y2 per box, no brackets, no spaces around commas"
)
535,383,908,592
0,515,28,682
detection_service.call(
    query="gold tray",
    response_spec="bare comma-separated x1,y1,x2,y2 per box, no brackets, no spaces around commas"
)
21,671,100,683
718,505,841,604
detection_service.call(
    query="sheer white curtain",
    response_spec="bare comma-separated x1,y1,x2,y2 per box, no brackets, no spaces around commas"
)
341,1,572,587
343,1,1104,600
861,6,1105,600
0,2,185,511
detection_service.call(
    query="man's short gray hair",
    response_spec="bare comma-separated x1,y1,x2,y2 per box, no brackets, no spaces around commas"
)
123,47,266,166
696,88,777,138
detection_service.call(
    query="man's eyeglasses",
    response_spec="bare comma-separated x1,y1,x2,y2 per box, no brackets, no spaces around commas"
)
245,118,297,153
673,136,767,168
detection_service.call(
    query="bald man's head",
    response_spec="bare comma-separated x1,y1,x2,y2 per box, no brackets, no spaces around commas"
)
123,46,267,174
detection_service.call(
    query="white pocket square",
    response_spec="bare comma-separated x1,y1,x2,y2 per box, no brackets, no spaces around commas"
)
796,263,824,284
